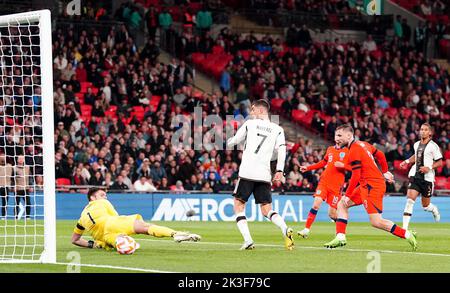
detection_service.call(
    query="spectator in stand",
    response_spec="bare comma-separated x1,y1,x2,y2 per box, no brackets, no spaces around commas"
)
298,24,312,48
174,180,185,192
201,182,213,192
134,176,157,192
326,116,339,138
362,34,377,52
299,178,314,192
185,174,202,191
150,160,167,184
298,97,309,112
420,0,432,15
48,7,449,197
440,159,450,177
285,24,298,47
402,18,412,43
196,5,213,36
220,66,231,96
311,112,325,133
414,21,426,55
111,174,129,190
435,20,447,52
394,15,403,39
0,155,12,219
214,176,232,193
141,39,160,63
145,6,158,41
159,8,173,32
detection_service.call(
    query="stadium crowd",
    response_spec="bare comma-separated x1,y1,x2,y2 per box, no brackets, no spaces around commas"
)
184,23,450,188
49,2,450,194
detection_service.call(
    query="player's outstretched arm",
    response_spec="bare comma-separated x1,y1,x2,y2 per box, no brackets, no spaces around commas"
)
373,149,395,183
227,121,248,148
71,232,104,249
373,149,388,173
71,232,93,248
400,155,415,169
303,159,327,172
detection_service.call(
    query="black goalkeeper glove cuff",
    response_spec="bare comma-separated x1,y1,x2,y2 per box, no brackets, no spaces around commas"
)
87,240,94,248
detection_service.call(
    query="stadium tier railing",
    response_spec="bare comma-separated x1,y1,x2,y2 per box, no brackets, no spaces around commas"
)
55,18,126,41
235,8,393,32
54,185,450,197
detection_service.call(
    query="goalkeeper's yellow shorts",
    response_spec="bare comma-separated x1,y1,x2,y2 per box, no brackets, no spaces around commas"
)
103,214,143,247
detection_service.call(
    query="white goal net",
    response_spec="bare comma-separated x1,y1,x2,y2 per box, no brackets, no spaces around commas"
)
0,10,55,263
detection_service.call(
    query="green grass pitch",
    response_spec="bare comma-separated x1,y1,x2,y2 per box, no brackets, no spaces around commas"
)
0,220,450,273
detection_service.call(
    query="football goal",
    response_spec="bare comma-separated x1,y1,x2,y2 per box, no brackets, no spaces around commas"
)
0,10,55,263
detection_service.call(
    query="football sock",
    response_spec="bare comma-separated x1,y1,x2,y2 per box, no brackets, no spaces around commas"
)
390,224,406,239
267,210,288,235
305,208,318,229
402,198,415,229
336,218,347,235
147,225,176,238
236,212,253,243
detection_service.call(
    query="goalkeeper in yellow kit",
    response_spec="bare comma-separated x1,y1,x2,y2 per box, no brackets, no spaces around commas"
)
71,188,201,250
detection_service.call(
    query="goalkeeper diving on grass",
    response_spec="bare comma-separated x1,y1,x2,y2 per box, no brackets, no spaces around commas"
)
71,188,201,251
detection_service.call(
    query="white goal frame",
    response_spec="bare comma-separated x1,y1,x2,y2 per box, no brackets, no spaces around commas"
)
0,9,55,263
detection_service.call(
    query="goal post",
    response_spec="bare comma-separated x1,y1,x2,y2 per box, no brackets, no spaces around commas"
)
0,10,55,263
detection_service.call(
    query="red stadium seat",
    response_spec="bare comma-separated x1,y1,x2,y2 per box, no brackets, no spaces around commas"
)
439,15,449,24
271,98,284,112
105,106,117,119
81,116,91,125
150,95,161,109
212,45,225,55
291,109,306,123
81,81,92,88
302,110,319,126
192,52,206,65
56,178,71,186
193,90,204,99
239,50,251,61
394,160,408,176
399,107,412,118
132,106,145,113
81,104,92,112
385,107,398,118
435,177,449,190
81,110,92,118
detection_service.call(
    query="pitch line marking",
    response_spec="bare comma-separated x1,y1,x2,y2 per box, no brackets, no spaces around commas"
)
135,238,450,258
56,235,450,258
55,262,179,273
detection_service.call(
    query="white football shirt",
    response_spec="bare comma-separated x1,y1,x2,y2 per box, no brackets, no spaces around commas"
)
408,140,443,183
227,118,286,183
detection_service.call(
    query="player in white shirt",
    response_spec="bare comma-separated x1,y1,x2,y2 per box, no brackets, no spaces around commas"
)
399,123,443,229
227,100,294,251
